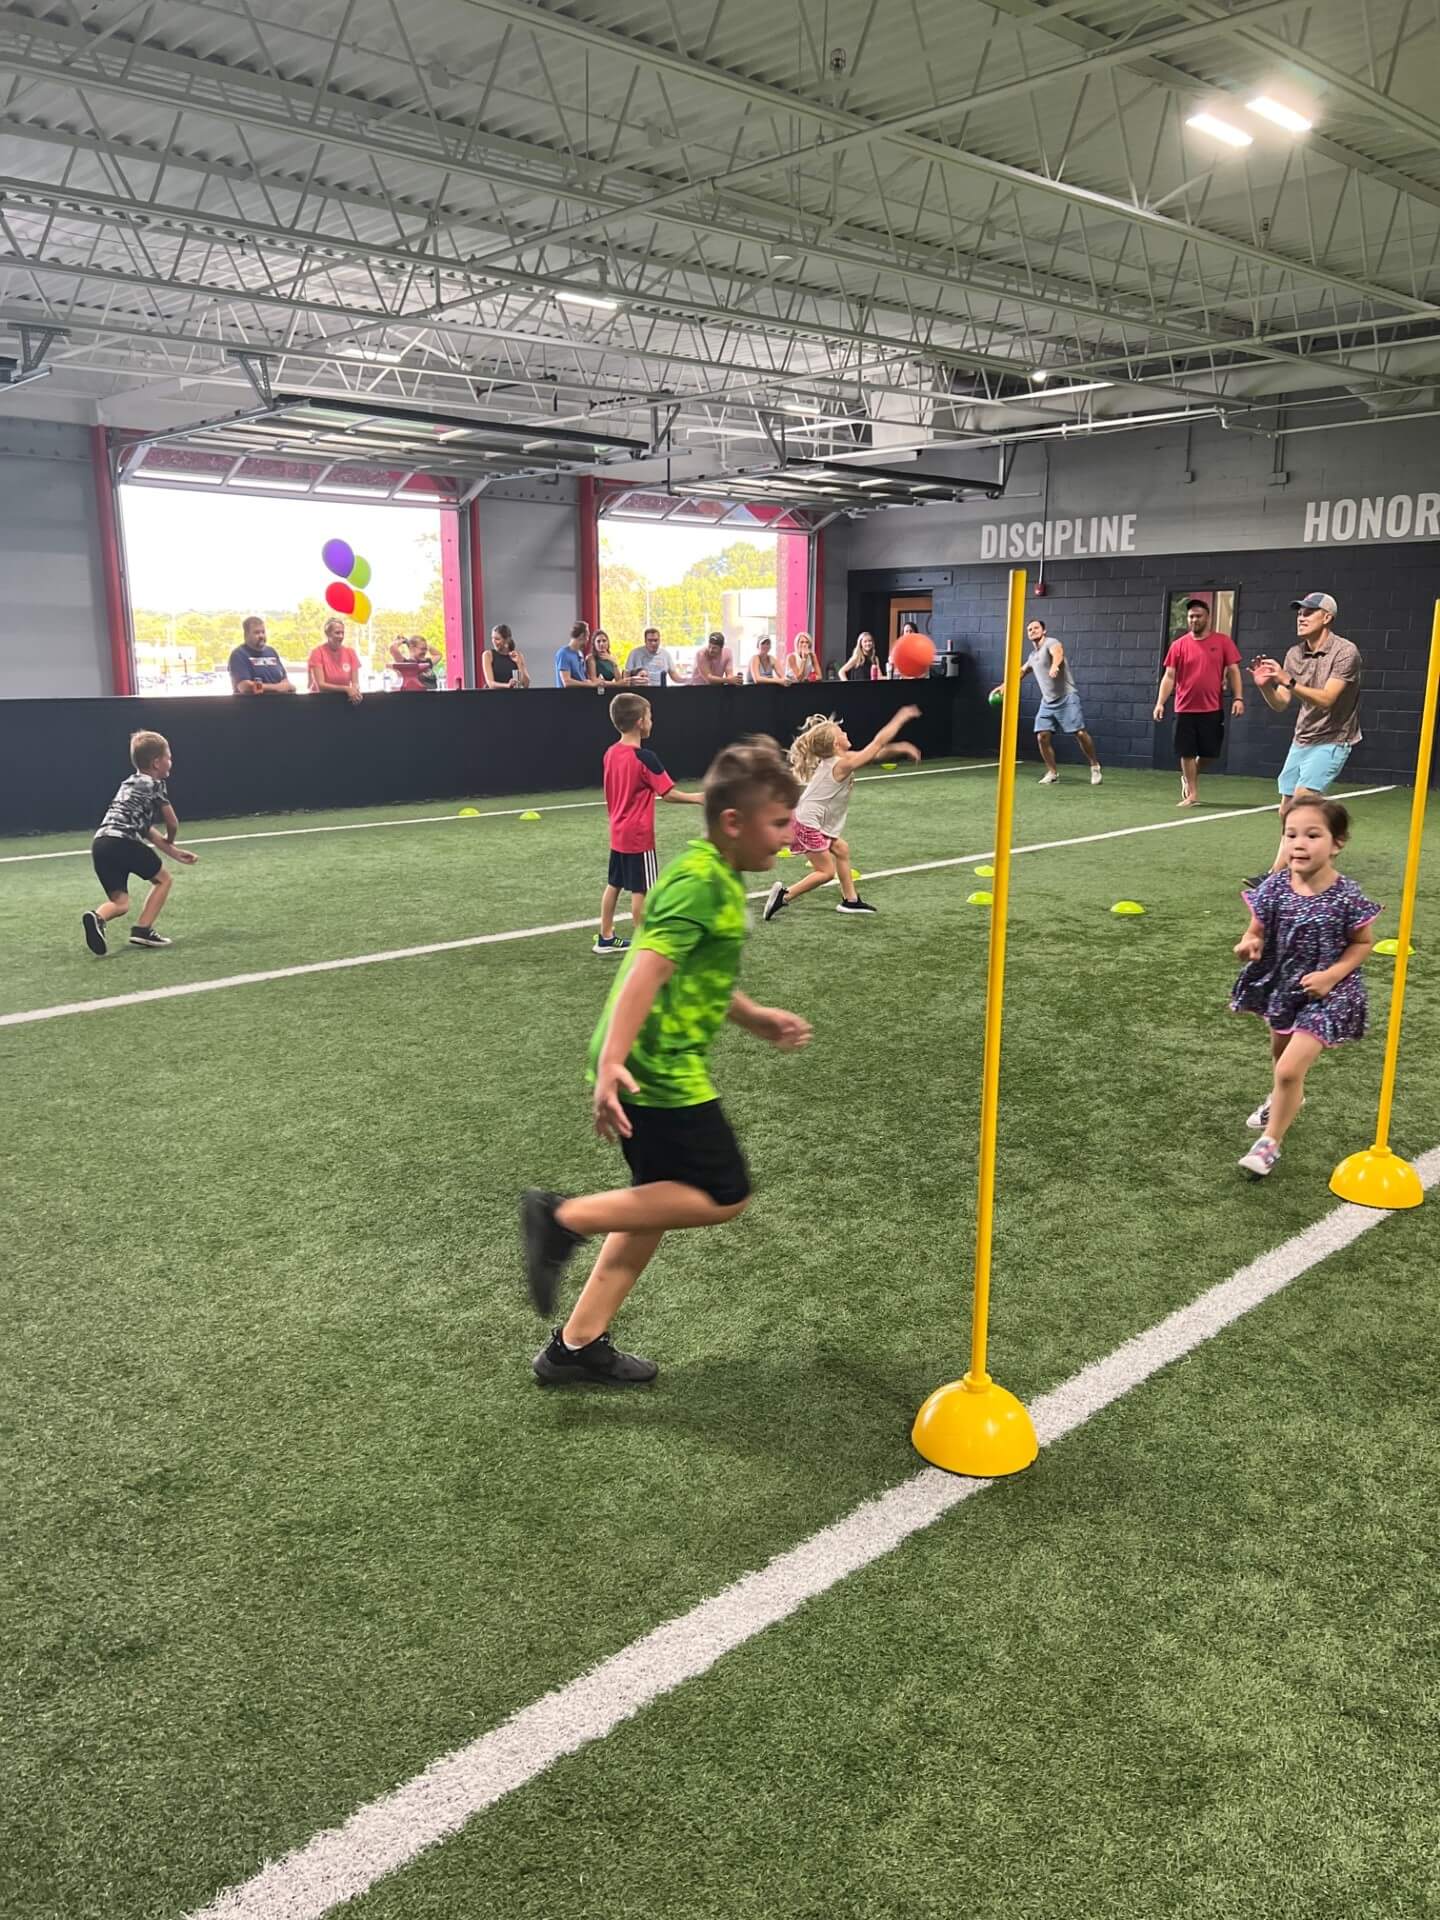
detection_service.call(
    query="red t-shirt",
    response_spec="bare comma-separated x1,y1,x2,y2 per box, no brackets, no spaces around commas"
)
604,741,674,853
1164,631,1239,712
309,642,361,688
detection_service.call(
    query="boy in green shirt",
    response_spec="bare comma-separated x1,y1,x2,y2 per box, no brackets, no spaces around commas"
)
522,736,810,1385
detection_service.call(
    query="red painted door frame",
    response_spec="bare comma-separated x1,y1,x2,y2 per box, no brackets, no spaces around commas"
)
90,428,135,696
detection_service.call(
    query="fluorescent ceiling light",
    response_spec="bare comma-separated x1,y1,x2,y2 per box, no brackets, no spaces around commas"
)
1186,111,1253,149
554,289,619,310
1030,369,1050,384
1247,95,1312,134
1032,380,1114,398
338,347,404,364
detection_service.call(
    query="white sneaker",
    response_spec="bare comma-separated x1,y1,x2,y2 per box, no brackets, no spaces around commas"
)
1238,1136,1280,1177
1090,764,1103,786
1247,1095,1302,1130
1039,769,1059,785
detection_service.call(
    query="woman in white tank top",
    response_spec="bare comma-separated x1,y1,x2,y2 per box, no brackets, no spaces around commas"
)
763,705,922,923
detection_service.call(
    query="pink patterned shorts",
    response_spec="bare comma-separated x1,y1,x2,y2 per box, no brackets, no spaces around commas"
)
790,820,832,855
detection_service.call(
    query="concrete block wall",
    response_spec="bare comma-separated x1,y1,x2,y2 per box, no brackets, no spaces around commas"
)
848,545,1440,784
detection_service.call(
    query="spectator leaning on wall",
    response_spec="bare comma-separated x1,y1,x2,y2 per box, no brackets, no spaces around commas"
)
229,617,294,695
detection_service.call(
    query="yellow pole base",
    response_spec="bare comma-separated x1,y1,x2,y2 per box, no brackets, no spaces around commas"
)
911,1372,1038,1478
1329,1146,1425,1211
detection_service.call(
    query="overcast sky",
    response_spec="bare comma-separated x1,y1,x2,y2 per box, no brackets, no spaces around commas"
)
120,491,441,612
119,487,776,612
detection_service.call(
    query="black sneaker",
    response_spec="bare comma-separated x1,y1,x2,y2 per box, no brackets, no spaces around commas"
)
520,1189,585,1317
129,926,171,948
532,1328,658,1386
836,896,877,915
763,882,789,922
82,910,107,957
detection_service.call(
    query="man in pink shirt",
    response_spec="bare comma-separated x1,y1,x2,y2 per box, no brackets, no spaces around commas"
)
1153,598,1243,806
308,617,364,704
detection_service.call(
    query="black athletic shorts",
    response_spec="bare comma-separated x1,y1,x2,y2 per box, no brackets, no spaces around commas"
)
1173,710,1225,761
618,1099,752,1207
608,848,658,894
92,833,162,895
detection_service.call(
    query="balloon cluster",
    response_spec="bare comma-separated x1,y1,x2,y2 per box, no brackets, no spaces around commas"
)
322,538,373,624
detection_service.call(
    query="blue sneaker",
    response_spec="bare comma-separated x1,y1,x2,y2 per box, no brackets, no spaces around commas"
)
592,933,630,956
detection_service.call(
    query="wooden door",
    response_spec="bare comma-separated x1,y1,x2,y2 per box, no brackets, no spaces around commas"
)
888,595,933,646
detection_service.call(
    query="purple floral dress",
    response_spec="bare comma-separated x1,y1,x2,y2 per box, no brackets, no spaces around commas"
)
1230,871,1381,1046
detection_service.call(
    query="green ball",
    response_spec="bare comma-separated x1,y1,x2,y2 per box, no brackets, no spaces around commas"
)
988,689,1003,706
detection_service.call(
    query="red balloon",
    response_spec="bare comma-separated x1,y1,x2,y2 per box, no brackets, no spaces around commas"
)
325,581,356,616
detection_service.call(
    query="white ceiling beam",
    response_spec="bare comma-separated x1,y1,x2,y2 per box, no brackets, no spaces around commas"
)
455,0,1440,317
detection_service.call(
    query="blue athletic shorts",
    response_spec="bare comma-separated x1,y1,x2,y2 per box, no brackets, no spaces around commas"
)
1278,740,1353,796
1034,691,1087,734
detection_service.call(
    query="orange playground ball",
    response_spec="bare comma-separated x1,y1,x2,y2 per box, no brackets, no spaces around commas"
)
891,632,936,679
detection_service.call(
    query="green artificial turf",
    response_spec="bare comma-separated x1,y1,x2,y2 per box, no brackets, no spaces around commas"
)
2,762,1437,1920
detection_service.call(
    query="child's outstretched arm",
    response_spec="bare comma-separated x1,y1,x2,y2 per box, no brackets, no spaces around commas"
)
728,992,811,1051
593,950,672,1139
836,703,922,775
659,788,706,806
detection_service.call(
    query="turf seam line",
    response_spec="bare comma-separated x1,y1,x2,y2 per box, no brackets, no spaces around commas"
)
0,786,1396,1030
185,1143,1440,1920
0,762,1000,861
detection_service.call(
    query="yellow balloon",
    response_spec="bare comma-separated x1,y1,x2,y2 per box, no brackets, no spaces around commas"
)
351,589,373,624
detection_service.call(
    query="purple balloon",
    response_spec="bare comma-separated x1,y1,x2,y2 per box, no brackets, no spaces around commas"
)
322,537,355,578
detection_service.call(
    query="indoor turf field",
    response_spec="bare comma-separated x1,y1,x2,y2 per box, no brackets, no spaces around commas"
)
3,757,1438,1920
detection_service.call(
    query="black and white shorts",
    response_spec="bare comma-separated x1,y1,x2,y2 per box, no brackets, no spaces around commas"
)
92,833,162,895
1174,710,1225,761
608,848,658,894
618,1099,752,1207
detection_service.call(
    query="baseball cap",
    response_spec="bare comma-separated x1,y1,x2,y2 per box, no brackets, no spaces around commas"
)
1291,592,1338,615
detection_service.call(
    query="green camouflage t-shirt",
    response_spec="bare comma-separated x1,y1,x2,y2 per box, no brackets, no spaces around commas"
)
587,838,749,1107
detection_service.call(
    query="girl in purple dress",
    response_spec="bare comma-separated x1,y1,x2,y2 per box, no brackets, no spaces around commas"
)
1231,798,1380,1178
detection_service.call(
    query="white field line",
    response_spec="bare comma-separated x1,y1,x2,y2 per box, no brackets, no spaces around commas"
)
0,761,1001,863
0,786,1396,1031
188,1143,1440,1920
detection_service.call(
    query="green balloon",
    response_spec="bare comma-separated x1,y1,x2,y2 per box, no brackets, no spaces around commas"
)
348,555,372,589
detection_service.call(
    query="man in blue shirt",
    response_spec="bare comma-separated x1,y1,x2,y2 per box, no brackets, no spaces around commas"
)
555,621,595,688
228,617,295,695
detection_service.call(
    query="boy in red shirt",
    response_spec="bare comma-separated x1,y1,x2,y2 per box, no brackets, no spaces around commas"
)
595,692,703,955
1153,598,1243,806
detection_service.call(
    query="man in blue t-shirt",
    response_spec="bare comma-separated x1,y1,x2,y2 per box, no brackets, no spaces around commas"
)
555,620,595,688
228,617,294,695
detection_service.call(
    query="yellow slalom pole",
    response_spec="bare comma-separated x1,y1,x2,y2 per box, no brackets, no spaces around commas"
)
912,569,1038,1477
1329,601,1440,1211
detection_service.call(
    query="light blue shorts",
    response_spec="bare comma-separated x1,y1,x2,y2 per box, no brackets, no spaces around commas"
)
1034,691,1087,734
1278,739,1353,797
